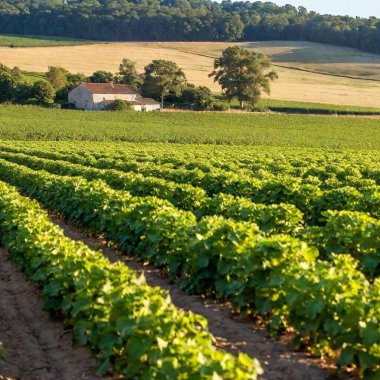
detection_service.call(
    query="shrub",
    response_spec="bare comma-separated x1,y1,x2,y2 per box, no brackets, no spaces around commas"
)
212,102,229,111
194,86,213,110
31,80,55,104
105,99,133,112
251,105,269,112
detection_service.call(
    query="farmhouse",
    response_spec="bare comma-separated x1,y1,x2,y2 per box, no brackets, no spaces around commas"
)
68,82,160,111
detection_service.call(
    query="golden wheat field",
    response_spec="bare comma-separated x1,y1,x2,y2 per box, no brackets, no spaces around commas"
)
2,40,380,106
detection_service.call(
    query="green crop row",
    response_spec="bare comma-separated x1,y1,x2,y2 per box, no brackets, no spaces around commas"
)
2,143,380,193
1,147,379,225
0,179,261,379
0,152,380,278
0,159,379,376
5,155,374,274
302,210,380,278
0,151,303,234
32,143,378,185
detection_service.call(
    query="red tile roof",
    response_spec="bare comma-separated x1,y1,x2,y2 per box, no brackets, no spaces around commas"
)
81,82,139,95
134,97,160,105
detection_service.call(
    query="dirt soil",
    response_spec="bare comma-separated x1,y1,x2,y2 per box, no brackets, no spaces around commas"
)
0,248,102,380
51,215,356,380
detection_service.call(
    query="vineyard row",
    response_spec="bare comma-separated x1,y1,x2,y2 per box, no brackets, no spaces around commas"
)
0,159,378,376
0,179,261,379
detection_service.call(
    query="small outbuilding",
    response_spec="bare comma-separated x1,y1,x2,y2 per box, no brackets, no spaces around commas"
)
68,82,160,112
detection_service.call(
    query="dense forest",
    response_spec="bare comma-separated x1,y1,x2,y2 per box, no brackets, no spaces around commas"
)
0,0,380,54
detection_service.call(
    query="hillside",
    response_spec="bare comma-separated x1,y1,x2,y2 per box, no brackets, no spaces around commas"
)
0,0,379,55
0,34,90,47
1,41,380,107
171,41,380,81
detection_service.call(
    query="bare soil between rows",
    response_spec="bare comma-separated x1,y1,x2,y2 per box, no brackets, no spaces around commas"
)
0,248,102,380
51,215,356,380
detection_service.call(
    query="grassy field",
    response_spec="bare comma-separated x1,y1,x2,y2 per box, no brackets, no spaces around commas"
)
21,71,47,83
1,40,380,107
0,105,380,148
0,34,91,47
231,98,380,115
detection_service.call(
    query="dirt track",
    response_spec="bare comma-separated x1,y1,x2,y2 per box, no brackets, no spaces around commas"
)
0,248,102,380
52,215,354,380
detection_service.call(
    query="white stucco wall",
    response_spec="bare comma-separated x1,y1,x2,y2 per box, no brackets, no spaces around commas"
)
131,104,160,112
132,105,143,111
144,104,161,112
68,85,93,110
92,93,137,110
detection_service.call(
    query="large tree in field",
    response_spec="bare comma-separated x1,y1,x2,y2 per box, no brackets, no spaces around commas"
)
118,59,142,89
209,46,278,109
141,60,187,108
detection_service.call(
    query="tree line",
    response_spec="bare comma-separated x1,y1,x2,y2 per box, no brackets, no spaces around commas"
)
0,0,380,54
0,46,277,110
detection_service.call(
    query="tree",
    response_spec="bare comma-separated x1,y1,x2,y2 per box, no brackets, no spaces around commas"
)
66,73,87,88
141,60,187,108
194,86,213,110
31,80,55,104
89,70,114,83
46,66,69,89
209,46,278,109
0,71,18,103
118,59,141,89
0,64,23,103
15,82,33,104
0,64,32,104
11,66,23,81
180,84,197,105
223,14,244,41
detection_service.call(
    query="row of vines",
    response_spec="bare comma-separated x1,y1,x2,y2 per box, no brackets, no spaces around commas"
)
0,141,379,377
0,179,261,378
